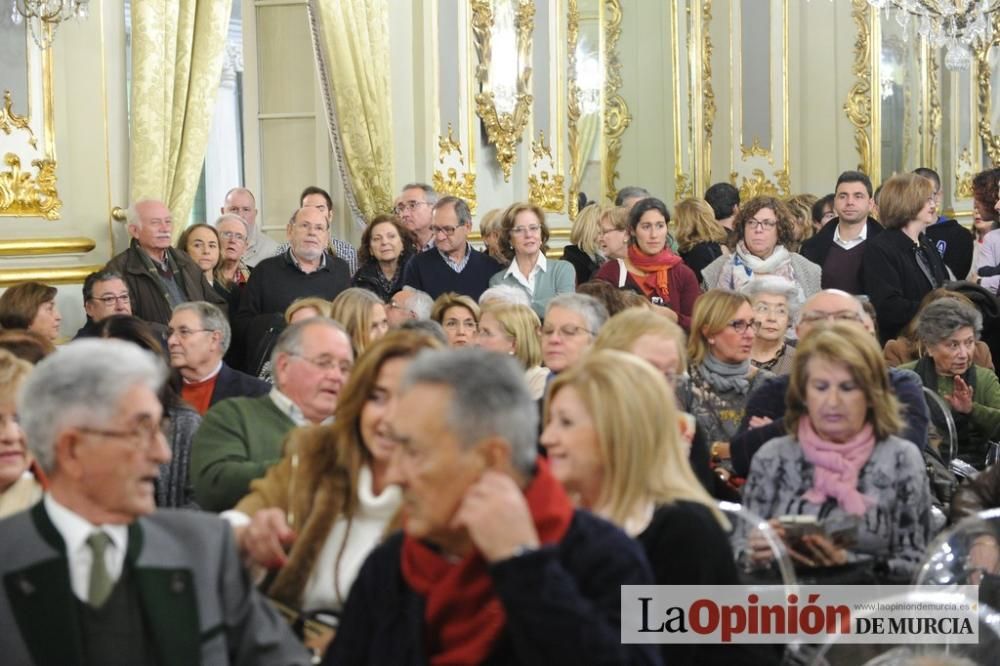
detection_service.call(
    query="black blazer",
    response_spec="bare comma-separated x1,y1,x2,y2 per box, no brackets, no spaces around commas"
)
211,363,271,406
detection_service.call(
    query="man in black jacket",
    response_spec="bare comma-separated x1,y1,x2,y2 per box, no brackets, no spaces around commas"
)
800,170,882,294
918,167,973,279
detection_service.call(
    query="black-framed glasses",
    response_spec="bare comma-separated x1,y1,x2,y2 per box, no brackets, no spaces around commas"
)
77,415,171,450
747,218,778,230
91,294,131,307
728,319,760,334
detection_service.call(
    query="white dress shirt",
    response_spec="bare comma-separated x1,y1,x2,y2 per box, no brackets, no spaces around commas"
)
503,253,547,296
832,221,868,250
44,494,129,602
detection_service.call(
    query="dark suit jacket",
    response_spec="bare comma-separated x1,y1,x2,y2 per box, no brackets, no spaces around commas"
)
0,502,309,666
212,363,270,407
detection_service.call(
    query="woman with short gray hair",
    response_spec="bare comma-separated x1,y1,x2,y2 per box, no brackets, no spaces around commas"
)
901,297,1000,466
740,276,800,375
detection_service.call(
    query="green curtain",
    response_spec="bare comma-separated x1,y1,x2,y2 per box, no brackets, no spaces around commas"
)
308,0,396,225
129,0,233,234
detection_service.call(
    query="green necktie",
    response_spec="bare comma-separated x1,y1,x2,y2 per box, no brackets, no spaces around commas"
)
86,532,114,607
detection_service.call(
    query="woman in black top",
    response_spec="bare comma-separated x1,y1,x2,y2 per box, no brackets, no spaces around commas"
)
862,172,950,343
560,202,605,285
674,197,728,284
353,214,418,301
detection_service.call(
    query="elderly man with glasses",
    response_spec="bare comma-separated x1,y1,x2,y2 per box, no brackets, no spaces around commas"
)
394,182,438,251
402,196,502,300
74,270,133,339
729,289,930,477
0,339,309,665
191,318,353,512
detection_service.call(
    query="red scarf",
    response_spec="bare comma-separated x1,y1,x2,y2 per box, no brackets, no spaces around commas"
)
400,458,574,665
627,244,682,302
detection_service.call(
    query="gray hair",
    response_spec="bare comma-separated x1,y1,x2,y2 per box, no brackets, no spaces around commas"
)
401,348,538,475
398,319,448,345
270,317,350,389
479,284,532,308
740,276,802,321
545,293,609,335
173,301,232,353
125,198,166,230
433,196,472,228
212,213,249,235
401,286,434,319
18,339,166,473
916,298,983,346
614,186,652,206
402,182,439,206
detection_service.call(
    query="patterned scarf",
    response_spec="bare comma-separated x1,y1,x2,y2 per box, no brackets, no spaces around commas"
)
719,242,796,292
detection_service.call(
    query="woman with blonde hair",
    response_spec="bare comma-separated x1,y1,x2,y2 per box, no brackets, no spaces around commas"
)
330,288,390,357
596,206,630,262
678,289,773,464
475,302,548,398
478,208,507,265
785,193,818,252
542,350,749,665
561,202,607,285
742,324,931,582
430,292,480,347
0,350,43,518
285,296,334,324
232,331,442,655
674,197,728,284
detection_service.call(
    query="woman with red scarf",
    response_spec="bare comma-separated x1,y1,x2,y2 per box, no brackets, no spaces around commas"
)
593,197,700,330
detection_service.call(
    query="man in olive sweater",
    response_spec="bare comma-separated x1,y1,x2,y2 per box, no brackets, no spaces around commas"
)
191,318,353,511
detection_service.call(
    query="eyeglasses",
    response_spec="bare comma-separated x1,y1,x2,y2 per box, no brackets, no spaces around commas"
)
511,224,542,236
597,227,620,237
747,218,778,230
799,310,863,324
728,319,761,334
394,200,430,214
430,224,463,236
219,231,247,242
288,352,352,374
91,293,131,306
540,324,593,339
78,415,171,450
167,327,212,339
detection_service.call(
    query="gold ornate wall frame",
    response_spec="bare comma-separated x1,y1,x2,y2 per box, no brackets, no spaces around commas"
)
602,0,630,200
0,264,104,288
471,0,535,181
845,0,877,178
433,123,478,212
529,130,566,212
977,13,1000,166
670,0,714,198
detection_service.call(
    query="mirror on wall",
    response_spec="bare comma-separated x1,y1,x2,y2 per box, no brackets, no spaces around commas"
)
878,17,931,183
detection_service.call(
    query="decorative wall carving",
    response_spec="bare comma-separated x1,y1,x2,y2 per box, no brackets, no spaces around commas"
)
0,90,61,220
729,168,790,201
602,0,630,200
432,123,478,212
845,0,875,176
528,130,565,212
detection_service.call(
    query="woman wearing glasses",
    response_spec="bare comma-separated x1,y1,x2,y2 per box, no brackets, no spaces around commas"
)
862,172,950,343
701,196,821,300
593,197,700,330
488,202,576,319
677,290,773,470
430,292,480,347
740,276,800,376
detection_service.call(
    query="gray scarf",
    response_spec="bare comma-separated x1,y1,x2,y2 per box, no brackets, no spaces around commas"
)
698,353,751,393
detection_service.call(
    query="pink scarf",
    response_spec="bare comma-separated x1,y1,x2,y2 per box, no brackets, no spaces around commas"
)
797,417,876,516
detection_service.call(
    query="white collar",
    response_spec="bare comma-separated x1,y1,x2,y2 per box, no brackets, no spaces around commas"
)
183,360,224,384
834,221,868,245
268,387,334,426
504,252,547,278
357,465,401,516
44,493,129,557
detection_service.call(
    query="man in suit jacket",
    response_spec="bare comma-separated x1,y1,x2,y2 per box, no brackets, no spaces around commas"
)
167,301,269,415
106,199,227,326
0,339,308,665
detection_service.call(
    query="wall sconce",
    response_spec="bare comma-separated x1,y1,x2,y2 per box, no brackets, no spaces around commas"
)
11,0,89,49
471,0,534,181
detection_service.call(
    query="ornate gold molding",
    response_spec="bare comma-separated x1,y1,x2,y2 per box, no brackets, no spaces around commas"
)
567,0,581,219
603,0,630,200
739,135,772,162
0,90,62,220
729,168,790,201
470,228,570,243
700,0,715,189
0,237,95,256
675,173,693,198
956,147,975,199
927,48,941,166
471,0,534,181
977,14,1000,165
844,0,875,176
0,265,105,288
529,130,566,213
432,123,478,213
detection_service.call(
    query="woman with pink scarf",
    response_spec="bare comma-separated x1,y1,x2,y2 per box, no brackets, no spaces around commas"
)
740,323,932,583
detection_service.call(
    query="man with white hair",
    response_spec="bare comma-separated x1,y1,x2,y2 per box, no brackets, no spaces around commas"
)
386,286,434,328
729,289,929,477
105,199,225,325
0,339,309,664
191,318,353,511
222,187,279,267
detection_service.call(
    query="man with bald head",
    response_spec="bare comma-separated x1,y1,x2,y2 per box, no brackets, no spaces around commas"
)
105,199,225,326
222,187,279,267
729,289,929,477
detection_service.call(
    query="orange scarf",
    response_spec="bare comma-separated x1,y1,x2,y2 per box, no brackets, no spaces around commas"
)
400,458,574,665
627,244,682,302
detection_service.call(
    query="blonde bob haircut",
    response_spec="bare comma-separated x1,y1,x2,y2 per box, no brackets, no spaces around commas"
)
570,203,608,257
480,302,542,369
877,172,935,231
430,292,481,325
599,205,630,233
673,197,727,252
0,348,32,404
687,289,752,366
785,323,902,442
546,350,726,528
592,308,688,374
330,287,386,357
284,296,334,323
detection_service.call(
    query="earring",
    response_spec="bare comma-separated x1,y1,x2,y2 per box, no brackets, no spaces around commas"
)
708,338,715,345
